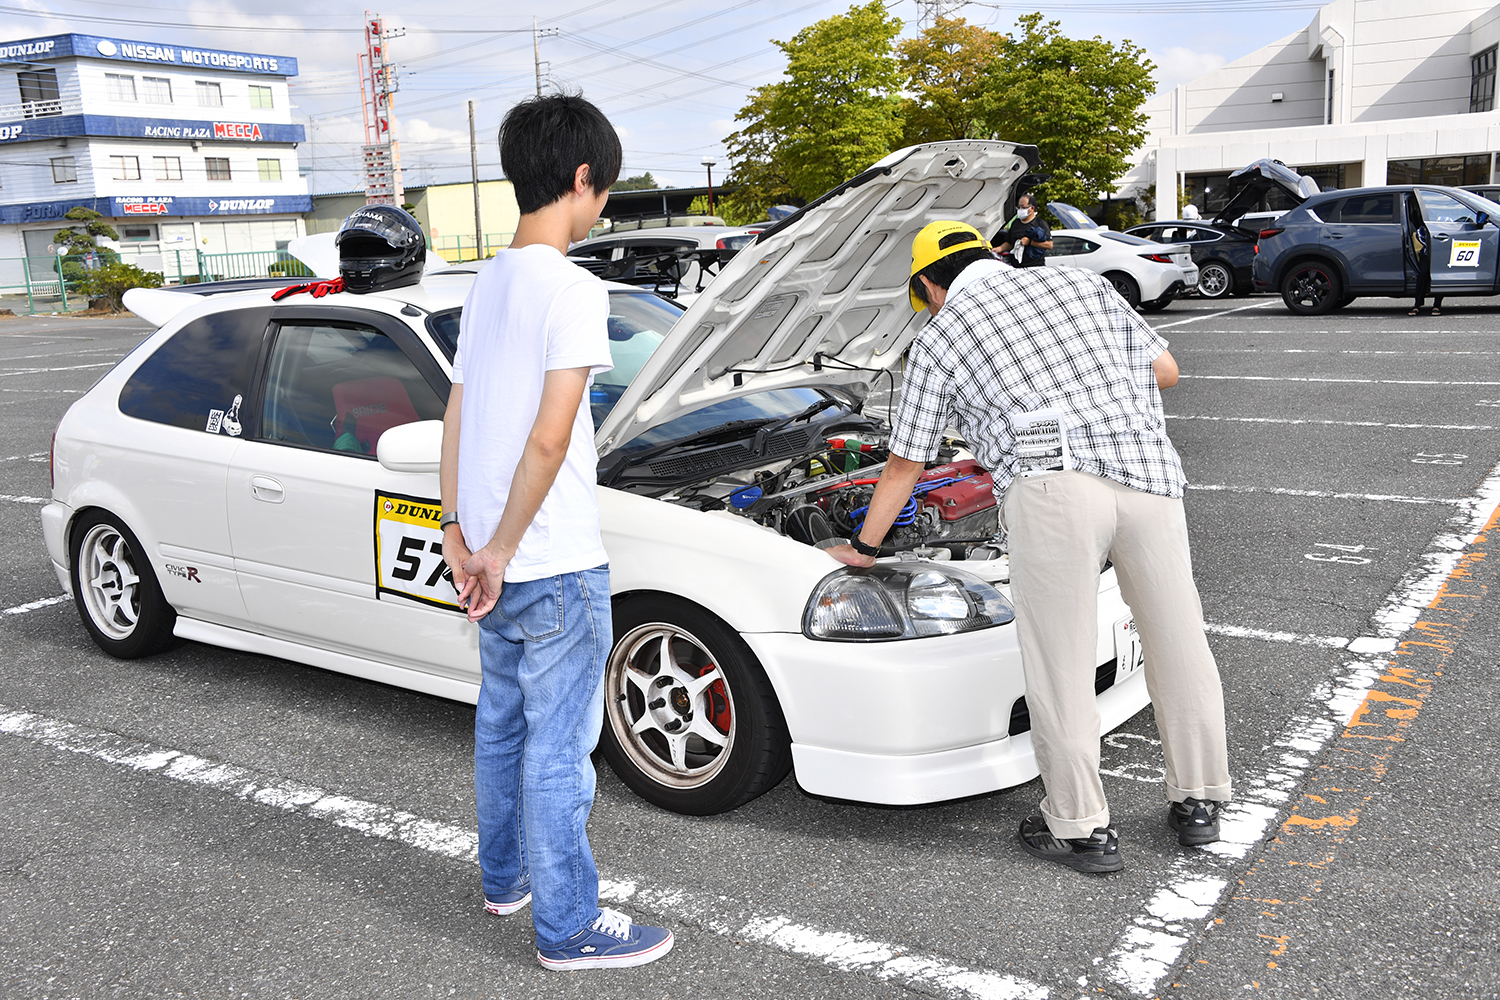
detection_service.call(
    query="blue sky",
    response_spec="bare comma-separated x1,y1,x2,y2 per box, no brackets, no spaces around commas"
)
1,1,1324,193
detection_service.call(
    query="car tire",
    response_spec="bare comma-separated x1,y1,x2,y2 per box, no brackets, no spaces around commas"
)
69,509,178,659
1139,296,1173,312
1196,260,1234,299
1104,271,1141,309
1333,293,1357,309
1280,261,1342,315
600,595,792,815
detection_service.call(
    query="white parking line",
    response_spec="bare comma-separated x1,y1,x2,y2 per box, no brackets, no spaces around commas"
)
0,363,115,378
2,595,69,616
0,493,48,504
1169,415,1495,431
1202,623,1353,649
1100,461,1500,995
1181,374,1500,386
0,705,1049,1000
1187,483,1466,505
1185,348,1500,356
0,451,48,463
1149,301,1277,330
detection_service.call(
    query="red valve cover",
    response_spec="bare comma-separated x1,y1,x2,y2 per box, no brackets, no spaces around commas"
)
919,460,996,521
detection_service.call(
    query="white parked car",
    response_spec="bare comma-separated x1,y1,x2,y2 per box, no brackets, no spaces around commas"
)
1045,228,1198,311
568,224,764,306
42,141,1149,816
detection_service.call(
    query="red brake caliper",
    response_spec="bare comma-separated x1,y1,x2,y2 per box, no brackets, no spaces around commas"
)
698,663,732,733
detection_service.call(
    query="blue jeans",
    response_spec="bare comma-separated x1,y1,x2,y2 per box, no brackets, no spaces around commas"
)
475,565,611,949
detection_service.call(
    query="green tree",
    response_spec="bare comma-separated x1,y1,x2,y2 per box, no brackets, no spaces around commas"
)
52,206,120,283
611,172,660,191
722,1,904,223
975,13,1155,210
898,16,999,145
80,260,164,313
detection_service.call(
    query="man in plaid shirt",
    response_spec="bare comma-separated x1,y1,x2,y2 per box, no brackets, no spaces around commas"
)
828,220,1231,874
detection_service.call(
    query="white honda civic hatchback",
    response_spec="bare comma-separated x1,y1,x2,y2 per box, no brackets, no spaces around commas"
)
42,141,1150,815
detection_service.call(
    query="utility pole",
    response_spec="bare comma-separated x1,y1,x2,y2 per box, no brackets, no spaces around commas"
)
359,11,406,206
533,17,559,97
469,101,482,261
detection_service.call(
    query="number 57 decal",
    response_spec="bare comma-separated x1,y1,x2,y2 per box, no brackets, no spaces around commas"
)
375,490,461,611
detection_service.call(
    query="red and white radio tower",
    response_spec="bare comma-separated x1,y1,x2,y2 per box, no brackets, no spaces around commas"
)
359,11,405,206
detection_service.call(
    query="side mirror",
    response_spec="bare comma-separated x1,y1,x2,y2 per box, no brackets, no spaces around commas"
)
1476,211,1490,228
376,419,443,474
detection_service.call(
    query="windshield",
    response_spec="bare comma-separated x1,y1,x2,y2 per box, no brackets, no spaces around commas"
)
424,291,684,430
616,387,831,454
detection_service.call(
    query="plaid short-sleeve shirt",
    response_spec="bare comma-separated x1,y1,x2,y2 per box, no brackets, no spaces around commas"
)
889,262,1186,499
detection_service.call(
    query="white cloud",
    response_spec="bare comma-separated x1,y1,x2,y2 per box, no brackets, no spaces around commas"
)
1147,47,1229,95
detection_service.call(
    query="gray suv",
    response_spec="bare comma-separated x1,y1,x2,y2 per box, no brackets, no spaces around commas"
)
1253,184,1500,314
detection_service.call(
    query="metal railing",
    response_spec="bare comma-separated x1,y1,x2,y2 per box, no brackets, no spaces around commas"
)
0,256,85,315
0,98,82,121
196,249,314,281
432,233,514,262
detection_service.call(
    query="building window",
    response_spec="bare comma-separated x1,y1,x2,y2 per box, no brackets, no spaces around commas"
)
142,76,173,104
1326,69,1335,125
18,68,62,118
1388,154,1491,187
51,156,77,184
111,155,141,181
257,158,282,181
1473,46,1497,113
249,85,274,109
206,157,232,181
154,156,182,181
195,81,223,107
105,73,137,102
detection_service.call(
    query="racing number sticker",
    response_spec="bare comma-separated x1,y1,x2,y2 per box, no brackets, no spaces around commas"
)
1114,616,1144,685
1450,239,1482,267
374,490,460,611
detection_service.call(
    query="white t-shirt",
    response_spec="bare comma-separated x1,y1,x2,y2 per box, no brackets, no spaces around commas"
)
451,245,614,582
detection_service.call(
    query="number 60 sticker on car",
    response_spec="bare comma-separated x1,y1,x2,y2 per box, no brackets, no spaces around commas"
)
374,490,460,611
1450,239,1482,267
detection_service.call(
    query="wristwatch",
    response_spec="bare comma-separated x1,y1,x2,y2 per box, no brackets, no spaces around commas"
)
440,511,460,530
850,535,881,558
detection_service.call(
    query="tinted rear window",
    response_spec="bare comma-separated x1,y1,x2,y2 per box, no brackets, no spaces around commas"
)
118,307,271,433
1320,193,1396,224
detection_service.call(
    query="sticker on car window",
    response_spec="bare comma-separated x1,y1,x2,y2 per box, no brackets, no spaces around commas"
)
374,490,460,611
1450,240,1482,268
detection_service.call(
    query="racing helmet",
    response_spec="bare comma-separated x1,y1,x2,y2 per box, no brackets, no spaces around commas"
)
336,205,426,293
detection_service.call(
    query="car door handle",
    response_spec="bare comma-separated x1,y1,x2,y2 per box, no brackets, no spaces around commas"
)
1328,233,1345,239
1434,234,1451,241
250,476,285,503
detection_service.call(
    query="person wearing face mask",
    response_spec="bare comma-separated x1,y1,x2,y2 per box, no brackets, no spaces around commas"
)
994,193,1053,267
826,220,1232,874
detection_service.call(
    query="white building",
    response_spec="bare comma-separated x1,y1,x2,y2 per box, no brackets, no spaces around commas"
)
1124,0,1500,220
0,32,310,286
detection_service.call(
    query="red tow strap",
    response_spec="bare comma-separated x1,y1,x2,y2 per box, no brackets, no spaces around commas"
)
272,276,345,301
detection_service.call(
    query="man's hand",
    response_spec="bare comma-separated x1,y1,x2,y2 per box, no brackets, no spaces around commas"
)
462,544,512,623
441,523,475,610
1019,237,1030,247
825,544,876,568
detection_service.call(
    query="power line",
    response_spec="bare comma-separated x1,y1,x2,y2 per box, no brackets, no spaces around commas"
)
0,4,532,33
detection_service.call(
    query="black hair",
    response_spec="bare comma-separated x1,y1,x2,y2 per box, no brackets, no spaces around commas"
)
910,246,996,307
498,92,622,215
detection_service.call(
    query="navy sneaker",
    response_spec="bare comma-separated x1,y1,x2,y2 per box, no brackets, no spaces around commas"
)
483,881,531,917
1168,798,1224,847
536,907,674,971
1018,814,1124,873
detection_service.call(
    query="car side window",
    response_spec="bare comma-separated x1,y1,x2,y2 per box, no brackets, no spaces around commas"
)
1154,227,1178,242
1049,235,1084,255
570,241,618,262
118,306,272,435
1311,199,1343,224
259,322,445,456
1338,193,1396,224
1417,190,1477,225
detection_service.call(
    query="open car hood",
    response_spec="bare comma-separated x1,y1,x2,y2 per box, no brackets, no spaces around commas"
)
1213,159,1319,226
1048,201,1099,230
593,140,1038,455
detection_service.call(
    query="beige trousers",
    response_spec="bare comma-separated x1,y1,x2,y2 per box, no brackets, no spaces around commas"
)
1002,470,1231,839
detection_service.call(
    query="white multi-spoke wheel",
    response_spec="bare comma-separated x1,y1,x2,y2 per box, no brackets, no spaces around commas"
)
1196,260,1234,299
70,511,176,658
601,596,791,815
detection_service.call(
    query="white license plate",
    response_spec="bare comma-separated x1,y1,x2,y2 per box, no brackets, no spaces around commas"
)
1114,616,1144,685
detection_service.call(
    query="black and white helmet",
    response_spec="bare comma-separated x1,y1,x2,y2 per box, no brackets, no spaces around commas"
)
336,205,426,293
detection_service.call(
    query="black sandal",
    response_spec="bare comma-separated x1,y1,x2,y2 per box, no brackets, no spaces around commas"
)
1408,307,1421,316
1431,306,1442,316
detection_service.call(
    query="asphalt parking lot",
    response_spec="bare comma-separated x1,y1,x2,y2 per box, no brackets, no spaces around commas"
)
3,294,1499,1000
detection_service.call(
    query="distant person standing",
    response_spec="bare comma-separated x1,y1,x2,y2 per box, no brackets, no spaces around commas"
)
995,194,1053,268
1407,193,1444,317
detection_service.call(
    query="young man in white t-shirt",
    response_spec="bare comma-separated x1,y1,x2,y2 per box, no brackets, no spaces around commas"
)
438,93,673,970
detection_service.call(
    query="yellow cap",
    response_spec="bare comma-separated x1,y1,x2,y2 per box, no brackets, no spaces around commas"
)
908,220,990,311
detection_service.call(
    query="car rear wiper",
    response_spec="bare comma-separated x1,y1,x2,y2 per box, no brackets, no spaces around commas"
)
599,418,774,487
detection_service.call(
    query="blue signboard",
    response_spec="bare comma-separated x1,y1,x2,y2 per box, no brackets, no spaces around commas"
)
0,194,313,226
0,115,305,145
0,34,297,76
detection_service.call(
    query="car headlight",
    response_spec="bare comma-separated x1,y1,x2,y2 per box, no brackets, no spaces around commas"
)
803,564,1015,641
